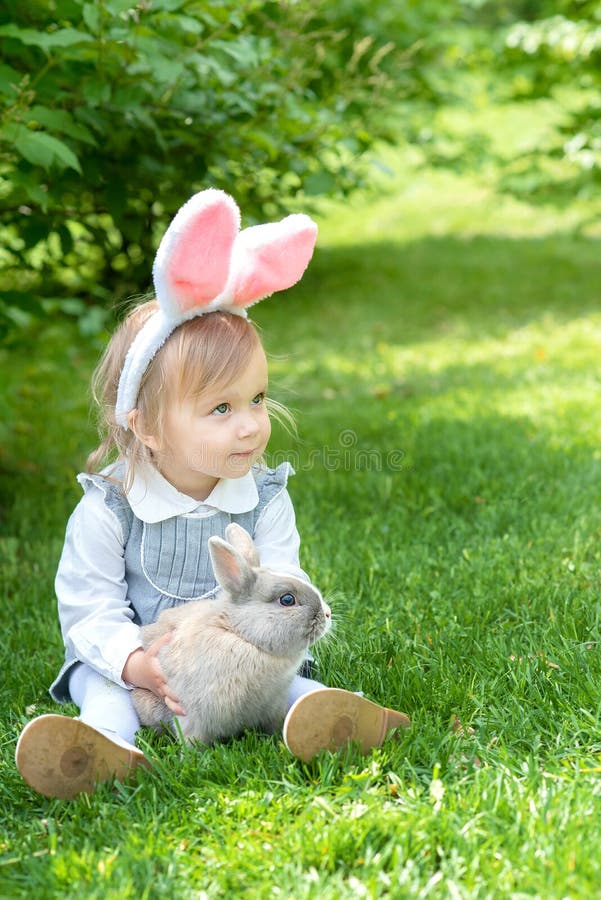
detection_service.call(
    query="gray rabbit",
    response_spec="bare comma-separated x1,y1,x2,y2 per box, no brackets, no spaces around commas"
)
132,523,331,744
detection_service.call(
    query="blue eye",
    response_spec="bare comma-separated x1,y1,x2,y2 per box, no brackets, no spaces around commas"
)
279,593,296,607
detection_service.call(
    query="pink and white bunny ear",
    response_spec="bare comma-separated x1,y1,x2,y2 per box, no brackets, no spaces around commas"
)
152,188,240,320
224,214,318,308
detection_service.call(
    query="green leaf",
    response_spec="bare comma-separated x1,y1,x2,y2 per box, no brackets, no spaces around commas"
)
167,15,205,35
82,2,100,33
151,0,189,11
13,128,82,173
82,80,111,105
0,62,21,96
303,170,338,195
9,171,51,211
246,129,279,160
146,56,186,85
29,107,97,146
0,24,93,52
214,38,261,68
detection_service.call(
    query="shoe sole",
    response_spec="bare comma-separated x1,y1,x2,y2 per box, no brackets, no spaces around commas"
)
15,714,149,800
283,688,411,762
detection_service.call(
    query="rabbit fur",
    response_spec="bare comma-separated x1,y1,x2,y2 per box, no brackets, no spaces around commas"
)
132,523,330,744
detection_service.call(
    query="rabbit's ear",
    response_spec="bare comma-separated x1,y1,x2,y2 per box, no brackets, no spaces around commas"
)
208,535,257,599
224,523,260,567
227,214,317,308
152,189,241,320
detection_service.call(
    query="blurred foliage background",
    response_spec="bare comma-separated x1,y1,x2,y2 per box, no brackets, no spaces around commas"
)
0,0,599,341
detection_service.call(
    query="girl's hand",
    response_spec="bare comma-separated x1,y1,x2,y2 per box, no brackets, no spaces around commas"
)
122,634,187,716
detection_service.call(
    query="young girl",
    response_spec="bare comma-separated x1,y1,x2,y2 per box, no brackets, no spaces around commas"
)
16,190,409,799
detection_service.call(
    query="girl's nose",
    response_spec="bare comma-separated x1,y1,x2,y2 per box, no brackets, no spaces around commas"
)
237,414,260,439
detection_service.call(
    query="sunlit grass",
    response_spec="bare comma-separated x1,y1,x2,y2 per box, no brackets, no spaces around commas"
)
319,91,601,246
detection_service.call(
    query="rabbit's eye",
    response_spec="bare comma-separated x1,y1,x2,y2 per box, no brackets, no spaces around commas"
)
279,592,296,607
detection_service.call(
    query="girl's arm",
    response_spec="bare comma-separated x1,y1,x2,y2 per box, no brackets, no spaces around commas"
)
57,485,185,713
252,487,310,581
55,485,144,689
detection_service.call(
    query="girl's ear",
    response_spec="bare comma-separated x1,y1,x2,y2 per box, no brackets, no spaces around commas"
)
128,409,160,452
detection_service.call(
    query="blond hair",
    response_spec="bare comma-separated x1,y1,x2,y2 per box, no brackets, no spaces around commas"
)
86,300,283,491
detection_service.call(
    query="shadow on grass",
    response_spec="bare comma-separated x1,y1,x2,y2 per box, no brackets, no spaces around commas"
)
258,232,601,348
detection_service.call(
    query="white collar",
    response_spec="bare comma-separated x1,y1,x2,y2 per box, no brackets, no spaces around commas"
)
125,462,259,523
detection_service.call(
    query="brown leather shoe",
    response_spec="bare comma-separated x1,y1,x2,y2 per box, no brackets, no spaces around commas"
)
283,688,411,762
15,714,149,799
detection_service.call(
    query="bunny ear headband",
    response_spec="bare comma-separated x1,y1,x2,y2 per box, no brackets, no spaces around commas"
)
115,189,318,428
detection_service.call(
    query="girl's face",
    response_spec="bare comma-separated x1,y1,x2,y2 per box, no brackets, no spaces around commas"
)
150,343,271,500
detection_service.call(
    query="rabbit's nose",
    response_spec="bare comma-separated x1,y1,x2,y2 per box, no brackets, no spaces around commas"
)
322,601,331,619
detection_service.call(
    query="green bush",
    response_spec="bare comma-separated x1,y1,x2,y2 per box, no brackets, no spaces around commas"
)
6,0,556,340
0,0,434,338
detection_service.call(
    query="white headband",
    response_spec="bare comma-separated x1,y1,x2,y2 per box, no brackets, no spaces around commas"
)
114,189,317,428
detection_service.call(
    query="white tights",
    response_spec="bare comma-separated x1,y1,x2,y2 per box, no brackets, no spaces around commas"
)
69,664,140,746
68,663,325,746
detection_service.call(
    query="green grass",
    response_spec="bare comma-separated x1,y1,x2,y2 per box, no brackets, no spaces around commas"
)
3,106,601,897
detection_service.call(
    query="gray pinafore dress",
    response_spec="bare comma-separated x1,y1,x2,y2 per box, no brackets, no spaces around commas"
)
50,462,292,702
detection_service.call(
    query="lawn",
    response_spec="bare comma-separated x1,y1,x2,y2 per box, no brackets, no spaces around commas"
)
2,101,601,897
